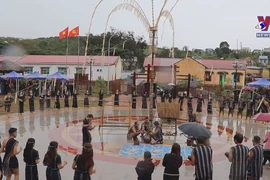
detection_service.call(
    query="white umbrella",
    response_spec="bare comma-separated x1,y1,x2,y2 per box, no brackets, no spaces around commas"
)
168,83,175,86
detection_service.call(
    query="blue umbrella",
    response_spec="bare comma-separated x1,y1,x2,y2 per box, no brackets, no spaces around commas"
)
0,71,24,79
46,72,70,81
25,71,46,80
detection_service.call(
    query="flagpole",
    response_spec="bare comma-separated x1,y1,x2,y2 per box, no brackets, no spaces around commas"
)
65,35,68,96
77,35,80,90
66,36,69,68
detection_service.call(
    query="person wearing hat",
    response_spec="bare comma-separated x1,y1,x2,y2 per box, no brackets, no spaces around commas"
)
82,114,95,146
149,121,163,145
135,151,155,180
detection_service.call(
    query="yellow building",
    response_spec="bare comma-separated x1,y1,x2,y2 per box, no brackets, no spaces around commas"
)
143,57,270,87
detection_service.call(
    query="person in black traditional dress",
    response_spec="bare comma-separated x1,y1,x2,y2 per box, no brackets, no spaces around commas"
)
64,90,69,108
187,93,193,113
196,94,204,113
18,91,25,115
72,90,78,108
246,98,253,120
43,141,67,180
72,143,96,180
4,92,13,118
114,89,119,106
218,97,226,117
152,93,156,109
46,91,51,109
29,90,35,113
168,93,172,103
84,90,90,107
23,138,40,180
142,92,147,109
149,121,163,145
161,92,166,102
179,92,184,111
237,98,246,119
1,128,22,180
253,99,260,115
55,90,61,109
39,93,45,111
82,114,95,146
98,89,103,107
228,97,235,118
207,95,213,115
132,91,137,109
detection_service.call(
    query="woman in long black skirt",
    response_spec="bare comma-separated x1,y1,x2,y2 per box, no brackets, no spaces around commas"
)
207,94,213,114
29,90,35,113
43,141,67,180
23,138,39,180
64,90,69,108
142,92,147,109
132,91,137,109
187,93,193,113
152,93,156,109
84,90,89,107
72,143,95,180
39,93,45,111
196,94,204,113
55,91,60,109
178,92,184,111
72,90,78,108
114,89,119,106
18,91,24,115
46,91,51,109
98,89,103,107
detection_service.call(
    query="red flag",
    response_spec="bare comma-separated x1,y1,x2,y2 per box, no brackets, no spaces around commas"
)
59,27,69,40
68,26,79,37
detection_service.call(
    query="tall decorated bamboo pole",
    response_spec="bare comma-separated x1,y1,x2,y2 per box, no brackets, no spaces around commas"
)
97,0,177,123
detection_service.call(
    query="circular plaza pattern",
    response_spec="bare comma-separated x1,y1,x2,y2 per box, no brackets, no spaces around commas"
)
0,104,269,179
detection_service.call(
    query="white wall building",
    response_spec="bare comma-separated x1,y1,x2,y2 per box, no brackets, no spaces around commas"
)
0,55,122,81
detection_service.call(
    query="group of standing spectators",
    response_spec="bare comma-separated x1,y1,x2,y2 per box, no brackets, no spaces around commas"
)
135,134,265,180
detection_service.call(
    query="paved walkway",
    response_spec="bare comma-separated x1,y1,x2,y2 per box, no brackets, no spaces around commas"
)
0,98,269,179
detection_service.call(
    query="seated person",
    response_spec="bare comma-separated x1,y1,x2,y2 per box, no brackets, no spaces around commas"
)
188,113,197,122
149,121,163,145
127,122,141,141
141,119,151,136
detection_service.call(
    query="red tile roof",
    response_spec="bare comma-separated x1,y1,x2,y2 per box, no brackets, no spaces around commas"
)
198,59,247,70
0,55,119,66
144,57,181,67
0,56,21,62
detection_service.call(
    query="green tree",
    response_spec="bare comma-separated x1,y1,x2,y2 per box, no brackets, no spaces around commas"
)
93,77,107,95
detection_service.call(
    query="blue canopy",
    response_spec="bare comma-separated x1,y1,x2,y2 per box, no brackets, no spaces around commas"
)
246,78,270,87
25,71,46,80
46,72,70,81
0,71,24,79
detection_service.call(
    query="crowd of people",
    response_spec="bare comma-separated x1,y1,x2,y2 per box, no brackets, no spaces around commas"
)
135,134,266,180
0,113,97,180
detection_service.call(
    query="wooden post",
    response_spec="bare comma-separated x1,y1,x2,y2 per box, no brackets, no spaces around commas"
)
187,74,191,96
133,72,136,87
128,101,131,129
147,64,151,94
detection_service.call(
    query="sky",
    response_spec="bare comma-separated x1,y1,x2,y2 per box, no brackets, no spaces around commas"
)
1,0,270,50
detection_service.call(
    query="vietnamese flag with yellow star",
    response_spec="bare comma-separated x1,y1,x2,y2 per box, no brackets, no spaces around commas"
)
68,26,79,37
59,27,69,40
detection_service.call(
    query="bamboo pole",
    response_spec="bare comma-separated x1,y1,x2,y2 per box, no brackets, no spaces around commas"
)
128,101,131,128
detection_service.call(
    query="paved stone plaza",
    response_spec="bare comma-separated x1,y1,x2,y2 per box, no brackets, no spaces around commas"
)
0,99,270,180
